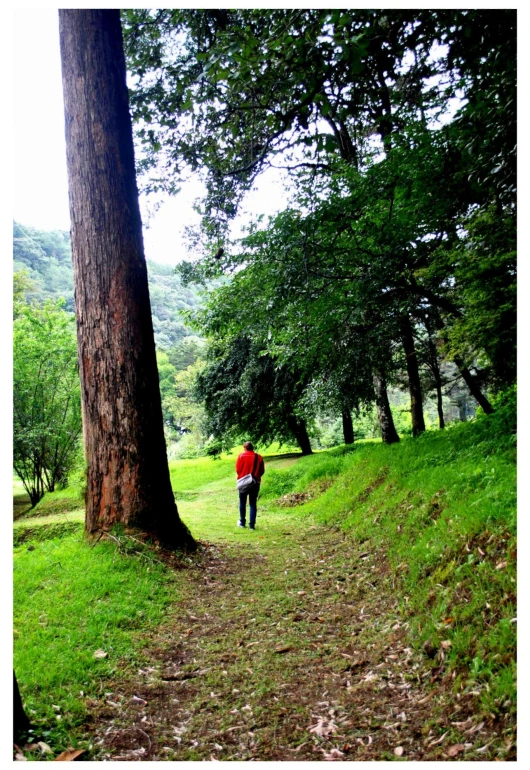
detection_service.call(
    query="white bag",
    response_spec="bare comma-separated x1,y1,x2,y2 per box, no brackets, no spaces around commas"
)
236,473,257,492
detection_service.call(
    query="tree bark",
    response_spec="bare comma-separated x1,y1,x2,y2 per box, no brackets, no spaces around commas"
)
433,366,445,430
372,372,400,444
287,415,313,455
342,408,355,444
401,315,426,436
59,10,195,550
13,671,31,741
454,356,494,415
425,319,445,429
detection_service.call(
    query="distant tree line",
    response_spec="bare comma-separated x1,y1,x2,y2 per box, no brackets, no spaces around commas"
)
13,221,205,350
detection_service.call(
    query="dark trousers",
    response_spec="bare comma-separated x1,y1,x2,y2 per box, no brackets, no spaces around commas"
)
239,485,259,527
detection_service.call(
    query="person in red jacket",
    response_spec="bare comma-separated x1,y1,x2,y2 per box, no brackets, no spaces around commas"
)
235,441,265,529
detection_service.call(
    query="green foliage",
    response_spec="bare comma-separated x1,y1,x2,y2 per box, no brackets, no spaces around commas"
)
13,222,74,310
147,260,205,349
195,335,314,453
435,207,516,389
13,294,83,505
122,9,515,440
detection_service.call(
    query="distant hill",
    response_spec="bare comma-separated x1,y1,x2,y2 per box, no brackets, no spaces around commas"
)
13,221,205,350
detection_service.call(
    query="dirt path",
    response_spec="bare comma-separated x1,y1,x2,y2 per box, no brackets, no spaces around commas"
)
85,521,509,761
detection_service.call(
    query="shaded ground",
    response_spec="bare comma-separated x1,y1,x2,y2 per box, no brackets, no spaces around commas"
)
82,525,514,761
14,492,32,520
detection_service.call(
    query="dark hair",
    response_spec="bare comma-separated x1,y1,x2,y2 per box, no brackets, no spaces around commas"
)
243,441,254,451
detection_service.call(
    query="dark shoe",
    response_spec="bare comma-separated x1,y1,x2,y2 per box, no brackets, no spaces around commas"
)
238,521,246,528
249,525,255,530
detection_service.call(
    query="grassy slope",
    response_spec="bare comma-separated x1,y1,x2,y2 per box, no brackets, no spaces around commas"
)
261,401,517,715
13,401,516,756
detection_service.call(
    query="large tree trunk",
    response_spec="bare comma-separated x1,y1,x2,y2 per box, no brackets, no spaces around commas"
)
287,415,313,455
342,408,355,445
372,372,400,444
401,315,426,436
59,10,195,550
454,356,494,415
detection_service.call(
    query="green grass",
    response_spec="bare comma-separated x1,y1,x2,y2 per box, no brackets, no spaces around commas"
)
252,402,517,714
14,532,178,748
13,401,516,756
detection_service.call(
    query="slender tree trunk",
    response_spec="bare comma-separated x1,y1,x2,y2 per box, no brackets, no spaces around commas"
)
287,415,313,455
454,356,494,415
401,315,426,436
59,10,195,550
13,671,31,741
433,369,445,430
425,321,445,429
372,372,400,444
342,408,354,444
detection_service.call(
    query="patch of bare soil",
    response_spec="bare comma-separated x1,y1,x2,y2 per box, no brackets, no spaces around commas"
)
277,479,335,507
85,527,515,761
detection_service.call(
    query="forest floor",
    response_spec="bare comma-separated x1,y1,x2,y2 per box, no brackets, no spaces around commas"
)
14,445,516,762
73,463,512,762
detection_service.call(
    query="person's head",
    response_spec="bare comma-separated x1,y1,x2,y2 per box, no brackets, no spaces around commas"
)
243,441,254,452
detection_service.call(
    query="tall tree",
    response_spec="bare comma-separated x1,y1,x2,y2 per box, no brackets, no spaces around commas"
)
59,10,195,549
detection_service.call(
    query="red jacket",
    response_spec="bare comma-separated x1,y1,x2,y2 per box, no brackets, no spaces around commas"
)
235,450,265,482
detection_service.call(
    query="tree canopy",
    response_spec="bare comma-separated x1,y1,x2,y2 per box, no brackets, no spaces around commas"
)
120,8,515,449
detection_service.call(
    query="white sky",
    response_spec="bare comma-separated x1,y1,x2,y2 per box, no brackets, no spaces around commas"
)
12,8,289,265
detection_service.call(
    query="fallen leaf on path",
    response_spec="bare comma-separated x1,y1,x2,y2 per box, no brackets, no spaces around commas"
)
14,753,27,761
308,716,339,738
496,561,508,570
54,749,85,761
475,742,492,753
38,742,53,754
322,748,344,760
428,731,448,746
446,743,466,757
132,695,147,705
93,649,107,659
440,640,452,649
417,691,436,704
275,645,293,654
465,721,485,734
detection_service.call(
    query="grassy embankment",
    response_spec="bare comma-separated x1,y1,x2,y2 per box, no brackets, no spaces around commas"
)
13,398,516,757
